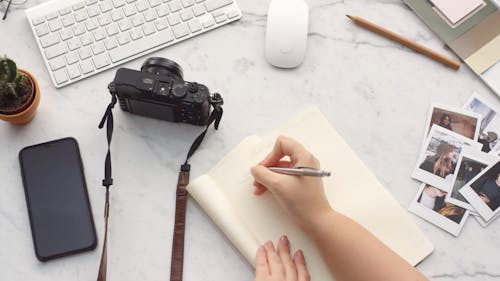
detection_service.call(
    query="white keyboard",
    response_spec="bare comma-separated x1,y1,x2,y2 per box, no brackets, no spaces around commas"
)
26,0,241,88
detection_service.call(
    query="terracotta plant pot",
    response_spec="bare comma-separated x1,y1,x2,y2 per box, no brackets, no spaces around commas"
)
0,69,40,125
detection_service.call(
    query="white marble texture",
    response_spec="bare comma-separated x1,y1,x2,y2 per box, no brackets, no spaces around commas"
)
1,0,499,280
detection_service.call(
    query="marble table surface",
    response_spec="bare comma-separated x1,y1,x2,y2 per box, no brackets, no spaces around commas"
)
1,0,499,280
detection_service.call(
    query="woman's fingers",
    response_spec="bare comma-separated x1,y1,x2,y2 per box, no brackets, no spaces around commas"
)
254,246,270,280
263,241,285,277
277,236,297,281
294,250,310,281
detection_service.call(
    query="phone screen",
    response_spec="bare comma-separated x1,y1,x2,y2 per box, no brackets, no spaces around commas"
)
19,137,97,261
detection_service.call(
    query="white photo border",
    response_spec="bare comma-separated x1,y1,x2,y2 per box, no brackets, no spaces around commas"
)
409,183,470,236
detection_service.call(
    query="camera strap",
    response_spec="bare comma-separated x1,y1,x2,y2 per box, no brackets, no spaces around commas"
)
96,88,223,281
170,93,223,281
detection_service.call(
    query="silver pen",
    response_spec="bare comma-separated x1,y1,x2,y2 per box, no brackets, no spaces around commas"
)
268,166,331,177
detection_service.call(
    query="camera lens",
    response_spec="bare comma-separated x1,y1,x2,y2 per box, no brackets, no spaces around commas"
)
141,57,184,80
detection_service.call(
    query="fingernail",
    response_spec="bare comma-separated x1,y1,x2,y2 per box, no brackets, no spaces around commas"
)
297,249,306,264
264,240,273,249
280,235,289,246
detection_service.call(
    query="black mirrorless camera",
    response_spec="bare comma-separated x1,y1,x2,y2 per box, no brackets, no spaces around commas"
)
109,57,222,126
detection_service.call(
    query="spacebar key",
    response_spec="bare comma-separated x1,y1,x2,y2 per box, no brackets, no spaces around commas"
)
108,29,175,63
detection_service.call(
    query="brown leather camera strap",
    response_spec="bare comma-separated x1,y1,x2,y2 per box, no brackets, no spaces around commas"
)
170,164,190,281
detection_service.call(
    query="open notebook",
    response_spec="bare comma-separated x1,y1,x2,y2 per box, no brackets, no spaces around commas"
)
187,107,433,280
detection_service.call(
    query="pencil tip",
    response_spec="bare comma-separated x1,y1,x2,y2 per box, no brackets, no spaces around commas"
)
346,14,353,20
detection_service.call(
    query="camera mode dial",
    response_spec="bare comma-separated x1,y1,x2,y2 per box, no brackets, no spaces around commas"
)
171,84,187,98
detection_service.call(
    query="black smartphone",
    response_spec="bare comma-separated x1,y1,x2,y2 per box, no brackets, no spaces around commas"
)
19,137,97,261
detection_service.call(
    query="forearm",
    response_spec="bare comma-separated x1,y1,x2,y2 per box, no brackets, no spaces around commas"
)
306,210,427,281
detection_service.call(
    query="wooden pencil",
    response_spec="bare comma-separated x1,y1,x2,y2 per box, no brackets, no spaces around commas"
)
347,15,460,70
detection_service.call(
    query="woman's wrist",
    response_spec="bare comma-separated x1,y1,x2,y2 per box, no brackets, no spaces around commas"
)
300,207,336,235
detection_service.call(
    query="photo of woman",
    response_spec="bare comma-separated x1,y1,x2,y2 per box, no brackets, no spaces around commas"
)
417,185,466,224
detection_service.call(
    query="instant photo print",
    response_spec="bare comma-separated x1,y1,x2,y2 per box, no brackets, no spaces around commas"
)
471,211,500,227
413,125,482,191
409,184,470,236
460,161,500,221
445,147,496,210
423,103,481,142
463,93,500,153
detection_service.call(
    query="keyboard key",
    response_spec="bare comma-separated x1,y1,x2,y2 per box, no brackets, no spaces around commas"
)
98,14,112,26
136,0,149,12
80,59,94,74
167,13,180,25
110,9,124,21
40,34,60,48
104,38,118,49
59,7,72,16
49,19,62,32
211,9,223,18
74,10,88,22
53,69,69,84
155,6,169,17
117,33,130,45
182,0,194,7
131,14,145,26
142,23,156,35
66,52,79,64
201,18,214,28
86,0,98,5
119,19,132,31
32,17,46,26
67,64,81,79
126,0,137,3
92,42,105,54
205,0,232,12
100,1,114,12
192,5,205,16
80,33,94,45
195,0,205,3
35,23,50,36
108,28,174,62
187,19,201,32
129,28,144,40
168,0,182,12
93,53,111,69
67,38,81,50
172,23,189,38
78,47,93,59
60,28,74,41
154,18,169,30
45,43,67,59
148,0,162,7
61,15,75,27
226,9,238,19
73,24,86,36
106,23,120,36
73,2,85,10
46,11,59,20
112,0,126,7
86,18,99,30
214,14,226,23
180,9,193,21
49,56,66,70
87,5,101,17
123,5,136,16
144,9,157,21
93,29,107,41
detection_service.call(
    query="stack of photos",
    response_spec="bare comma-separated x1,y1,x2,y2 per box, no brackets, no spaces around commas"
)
410,94,500,236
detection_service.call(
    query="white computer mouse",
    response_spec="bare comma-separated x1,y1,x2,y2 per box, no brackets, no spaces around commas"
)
265,0,309,68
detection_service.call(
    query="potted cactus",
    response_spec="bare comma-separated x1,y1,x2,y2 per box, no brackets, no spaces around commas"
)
0,56,40,125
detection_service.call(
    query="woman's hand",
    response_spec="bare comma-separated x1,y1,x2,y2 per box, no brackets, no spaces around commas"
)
251,136,332,229
254,236,310,281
